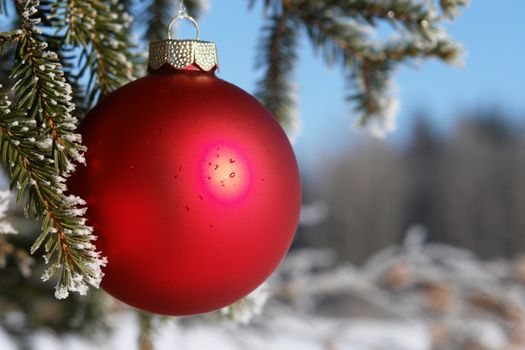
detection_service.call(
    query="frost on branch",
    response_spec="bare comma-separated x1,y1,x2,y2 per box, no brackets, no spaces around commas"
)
0,0,107,299
212,284,269,324
46,0,137,105
268,229,525,349
254,0,466,136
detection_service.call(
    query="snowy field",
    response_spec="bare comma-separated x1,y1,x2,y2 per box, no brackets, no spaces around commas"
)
3,231,525,350
0,310,431,350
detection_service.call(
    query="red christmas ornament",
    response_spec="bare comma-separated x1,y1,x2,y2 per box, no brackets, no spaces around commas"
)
69,12,301,316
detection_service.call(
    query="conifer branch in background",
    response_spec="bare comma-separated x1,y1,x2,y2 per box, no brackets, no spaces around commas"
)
145,0,175,41
44,0,136,105
440,0,468,18
255,11,299,131
0,30,21,45
253,0,466,135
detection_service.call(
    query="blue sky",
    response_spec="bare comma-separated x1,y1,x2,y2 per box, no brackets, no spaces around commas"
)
189,1,525,173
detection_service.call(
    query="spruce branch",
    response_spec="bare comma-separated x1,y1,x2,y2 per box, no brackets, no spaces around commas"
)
255,11,299,131
11,0,85,174
252,0,466,134
144,0,175,42
0,88,106,299
1,0,107,299
0,30,23,46
440,0,469,18
348,36,461,135
45,0,135,105
382,35,462,63
296,7,371,65
320,0,437,35
348,59,397,136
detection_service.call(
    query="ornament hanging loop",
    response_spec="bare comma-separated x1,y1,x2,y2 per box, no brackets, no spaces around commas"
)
149,0,218,72
168,2,200,40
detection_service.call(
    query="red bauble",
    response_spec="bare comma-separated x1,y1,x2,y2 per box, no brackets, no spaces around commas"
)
69,64,301,315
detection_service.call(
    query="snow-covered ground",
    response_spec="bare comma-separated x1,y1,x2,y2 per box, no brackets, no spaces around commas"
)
0,311,430,350
4,229,525,350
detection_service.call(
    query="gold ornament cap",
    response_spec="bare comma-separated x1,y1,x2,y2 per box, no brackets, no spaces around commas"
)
148,6,218,72
149,40,218,72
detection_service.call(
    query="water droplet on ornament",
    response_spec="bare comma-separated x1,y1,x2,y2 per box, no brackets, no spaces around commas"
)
129,165,135,170
209,224,214,229
214,164,219,170
229,158,236,163
207,162,212,166
229,172,235,178
220,180,225,187
185,205,190,211
260,178,265,182
173,175,178,179
215,154,220,158
207,176,211,180
216,147,220,151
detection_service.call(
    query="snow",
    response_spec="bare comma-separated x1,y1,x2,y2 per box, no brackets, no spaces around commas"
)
4,229,525,349
0,312,430,350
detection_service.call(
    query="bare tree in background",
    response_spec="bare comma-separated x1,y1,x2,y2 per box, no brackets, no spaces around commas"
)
299,112,525,261
313,140,404,263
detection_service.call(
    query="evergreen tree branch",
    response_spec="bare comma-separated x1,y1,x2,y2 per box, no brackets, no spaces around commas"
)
255,11,299,131
11,1,85,174
144,0,174,42
1,0,107,299
321,0,437,35
249,0,466,134
439,0,468,18
382,35,461,63
0,88,106,299
272,0,465,134
45,0,135,105
348,59,397,136
296,7,371,65
348,36,461,135
0,30,23,46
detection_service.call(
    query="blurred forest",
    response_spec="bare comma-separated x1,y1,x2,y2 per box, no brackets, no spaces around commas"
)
297,109,525,263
